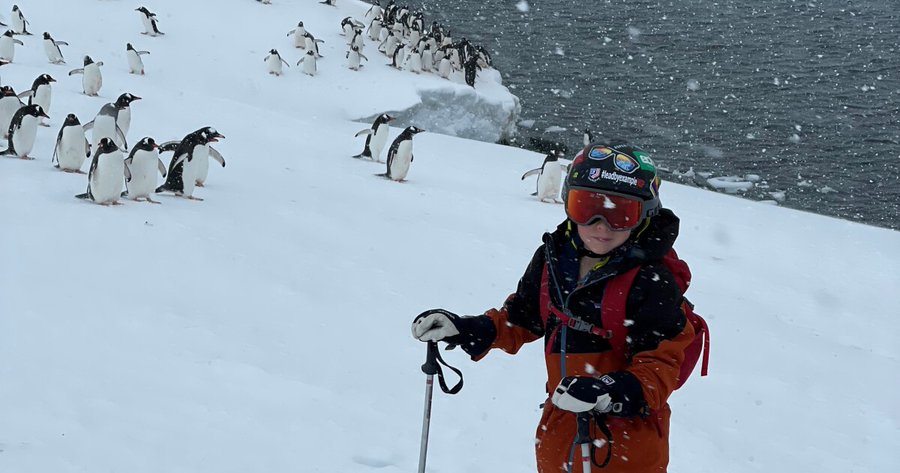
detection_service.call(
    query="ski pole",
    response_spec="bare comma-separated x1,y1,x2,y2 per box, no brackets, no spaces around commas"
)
417,341,463,473
575,412,592,473
417,342,439,473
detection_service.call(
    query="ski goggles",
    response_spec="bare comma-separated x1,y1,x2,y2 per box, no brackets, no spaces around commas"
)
565,188,646,231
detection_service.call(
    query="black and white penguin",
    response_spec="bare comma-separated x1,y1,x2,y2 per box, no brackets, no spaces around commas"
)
27,74,55,127
364,3,383,23
75,138,126,205
256,0,272,4
351,29,365,51
341,17,363,38
155,127,224,200
404,46,422,73
296,50,317,76
463,55,481,87
583,129,594,147
320,0,337,6
265,49,290,75
303,32,325,57
43,32,68,64
83,93,140,150
53,113,91,173
379,126,425,181
0,85,27,137
135,7,164,36
287,21,307,48
10,5,31,35
0,104,49,160
0,30,23,62
421,43,434,72
123,137,166,203
346,45,368,71
520,150,564,202
353,113,394,162
126,43,149,75
68,55,103,96
367,18,383,41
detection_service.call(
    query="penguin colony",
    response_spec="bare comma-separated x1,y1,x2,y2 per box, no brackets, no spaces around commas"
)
0,5,227,205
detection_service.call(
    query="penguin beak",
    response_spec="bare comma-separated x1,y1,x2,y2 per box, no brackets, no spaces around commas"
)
132,95,142,101
151,143,159,150
39,111,50,119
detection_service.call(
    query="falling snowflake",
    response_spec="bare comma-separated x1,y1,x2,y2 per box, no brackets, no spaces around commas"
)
515,1,530,13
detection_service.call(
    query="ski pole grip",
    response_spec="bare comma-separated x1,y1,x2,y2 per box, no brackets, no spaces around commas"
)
422,341,440,375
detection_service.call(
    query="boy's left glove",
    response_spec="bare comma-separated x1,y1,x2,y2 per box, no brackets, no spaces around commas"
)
551,373,646,416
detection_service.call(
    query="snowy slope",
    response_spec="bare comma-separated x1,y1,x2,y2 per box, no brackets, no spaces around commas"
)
1,1,898,472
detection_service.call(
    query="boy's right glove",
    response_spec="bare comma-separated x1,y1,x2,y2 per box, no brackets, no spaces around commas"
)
411,309,461,343
411,309,498,357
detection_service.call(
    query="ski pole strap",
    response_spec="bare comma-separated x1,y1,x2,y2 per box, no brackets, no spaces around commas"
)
422,342,464,395
590,412,613,469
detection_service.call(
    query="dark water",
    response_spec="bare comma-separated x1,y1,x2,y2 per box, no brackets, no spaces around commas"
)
421,0,900,230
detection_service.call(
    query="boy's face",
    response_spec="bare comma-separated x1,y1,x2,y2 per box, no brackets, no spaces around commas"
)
576,219,631,256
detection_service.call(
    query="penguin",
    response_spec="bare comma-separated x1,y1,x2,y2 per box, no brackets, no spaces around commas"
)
256,0,272,4
296,50,317,76
389,44,406,69
265,49,290,75
351,29,365,51
421,43,434,72
83,94,140,151
463,55,481,87
367,18,383,41
126,43,149,75
10,5,30,35
404,46,422,74
135,7,164,36
68,56,103,96
287,22,307,48
303,33,324,57
364,3,383,23
155,127,224,200
341,17,364,38
123,137,166,203
53,113,91,173
437,55,452,79
27,74,55,127
320,0,337,6
0,86,27,137
583,129,594,147
353,113,394,161
521,150,564,203
346,45,368,71
0,30,23,62
75,138,126,205
379,30,398,55
43,32,68,64
378,126,425,182
0,104,49,160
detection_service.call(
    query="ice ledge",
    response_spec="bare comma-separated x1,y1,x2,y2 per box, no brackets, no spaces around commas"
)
358,69,521,144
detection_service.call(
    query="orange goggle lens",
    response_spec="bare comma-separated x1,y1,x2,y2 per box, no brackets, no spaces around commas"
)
565,189,644,230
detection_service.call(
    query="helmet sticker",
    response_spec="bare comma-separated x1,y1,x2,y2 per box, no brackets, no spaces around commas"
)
613,153,640,174
588,146,613,160
588,168,602,182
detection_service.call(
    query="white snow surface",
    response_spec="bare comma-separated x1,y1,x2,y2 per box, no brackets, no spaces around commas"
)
1,1,899,472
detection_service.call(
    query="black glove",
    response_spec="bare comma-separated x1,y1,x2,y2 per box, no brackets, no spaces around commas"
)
550,373,646,417
411,309,496,357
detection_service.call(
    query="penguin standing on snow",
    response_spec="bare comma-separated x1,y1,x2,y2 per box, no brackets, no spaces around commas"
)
27,74,55,127
1,104,49,160
68,56,103,96
353,113,394,162
43,32,68,64
0,30,23,62
265,49,290,75
463,55,481,87
303,33,325,57
76,138,126,205
297,50,317,76
155,127,225,200
135,7,164,36
53,113,91,173
421,43,434,72
346,45,368,71
404,46,423,73
379,126,425,182
123,137,166,203
287,22,307,48
520,150,564,202
0,86,27,137
83,94,140,151
126,43,149,75
10,5,31,35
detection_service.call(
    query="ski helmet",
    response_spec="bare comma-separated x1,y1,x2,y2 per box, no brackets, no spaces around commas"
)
562,142,661,229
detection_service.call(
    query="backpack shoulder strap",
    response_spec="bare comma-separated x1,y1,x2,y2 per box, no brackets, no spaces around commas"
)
601,265,642,361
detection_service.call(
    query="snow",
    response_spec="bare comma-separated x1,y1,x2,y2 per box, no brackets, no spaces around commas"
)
1,1,899,473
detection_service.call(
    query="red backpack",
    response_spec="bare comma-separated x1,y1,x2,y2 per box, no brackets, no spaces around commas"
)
540,249,709,388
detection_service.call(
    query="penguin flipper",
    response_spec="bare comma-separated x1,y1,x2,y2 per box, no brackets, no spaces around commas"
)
13,39,23,46
115,126,128,150
531,191,538,196
354,128,373,137
158,140,180,152
82,120,94,131
209,147,225,167
124,161,132,182
75,192,90,200
138,50,150,55
0,148,12,156
16,90,33,100
56,41,69,46
521,167,541,180
68,68,84,76
157,157,167,177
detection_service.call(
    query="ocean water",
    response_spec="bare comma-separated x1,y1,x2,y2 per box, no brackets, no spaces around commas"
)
421,0,899,230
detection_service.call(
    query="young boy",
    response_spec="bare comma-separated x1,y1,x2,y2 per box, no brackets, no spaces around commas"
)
412,143,696,472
